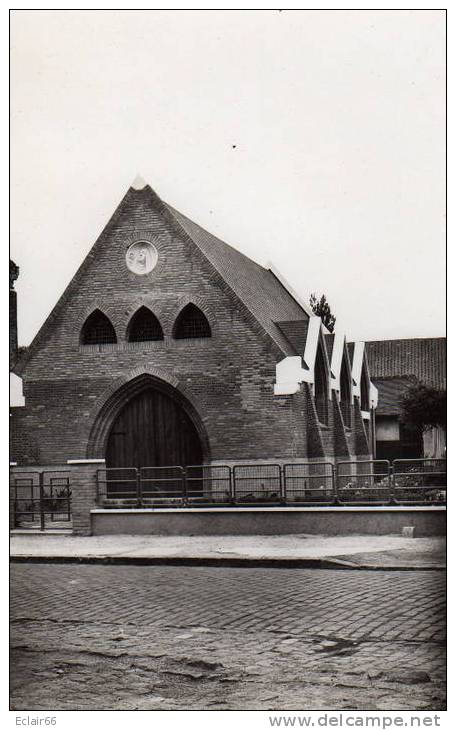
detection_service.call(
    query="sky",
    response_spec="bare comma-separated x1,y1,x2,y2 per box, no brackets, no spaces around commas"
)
10,9,446,346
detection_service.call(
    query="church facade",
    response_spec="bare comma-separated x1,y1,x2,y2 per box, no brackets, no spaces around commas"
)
11,178,377,471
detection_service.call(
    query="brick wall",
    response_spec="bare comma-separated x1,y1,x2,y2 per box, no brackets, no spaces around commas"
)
10,407,40,464
332,399,351,457
352,398,371,456
70,461,104,536
13,187,372,467
13,190,310,465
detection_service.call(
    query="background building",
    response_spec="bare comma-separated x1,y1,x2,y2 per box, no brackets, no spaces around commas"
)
366,338,446,460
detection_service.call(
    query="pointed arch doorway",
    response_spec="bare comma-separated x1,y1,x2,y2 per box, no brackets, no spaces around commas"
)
105,385,203,470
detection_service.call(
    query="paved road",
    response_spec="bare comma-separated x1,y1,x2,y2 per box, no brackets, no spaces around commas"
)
10,564,446,711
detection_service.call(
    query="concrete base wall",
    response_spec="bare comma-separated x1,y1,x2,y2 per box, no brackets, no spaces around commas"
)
91,506,445,537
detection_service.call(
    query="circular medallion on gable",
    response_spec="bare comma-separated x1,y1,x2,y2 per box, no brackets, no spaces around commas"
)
126,241,158,275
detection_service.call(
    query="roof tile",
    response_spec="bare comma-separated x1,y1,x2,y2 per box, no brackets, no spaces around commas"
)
165,203,309,354
366,338,446,390
276,320,309,355
373,376,418,415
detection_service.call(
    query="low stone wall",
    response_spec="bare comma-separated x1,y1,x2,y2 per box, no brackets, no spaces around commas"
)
90,506,446,537
10,460,446,538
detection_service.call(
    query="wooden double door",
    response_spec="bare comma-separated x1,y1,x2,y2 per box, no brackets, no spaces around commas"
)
106,386,203,469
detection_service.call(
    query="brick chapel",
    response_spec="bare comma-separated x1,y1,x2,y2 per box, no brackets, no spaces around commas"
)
10,177,377,470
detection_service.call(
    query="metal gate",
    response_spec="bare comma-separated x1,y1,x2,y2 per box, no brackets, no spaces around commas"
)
10,471,72,530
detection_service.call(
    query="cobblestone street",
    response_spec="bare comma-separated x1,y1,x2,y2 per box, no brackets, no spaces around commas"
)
10,564,446,711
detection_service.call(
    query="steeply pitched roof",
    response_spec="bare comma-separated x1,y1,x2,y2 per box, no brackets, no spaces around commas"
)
15,183,311,373
373,376,418,415
275,320,309,356
164,202,309,355
366,338,446,391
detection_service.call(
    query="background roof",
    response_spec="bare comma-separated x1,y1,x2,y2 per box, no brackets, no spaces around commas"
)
366,337,446,415
372,375,419,415
366,338,446,390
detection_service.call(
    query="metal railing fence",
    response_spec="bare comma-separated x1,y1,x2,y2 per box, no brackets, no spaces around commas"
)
283,462,334,505
186,465,232,505
392,459,447,505
10,459,445,529
140,466,186,504
232,464,282,504
336,460,391,505
93,458,446,509
96,467,138,503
